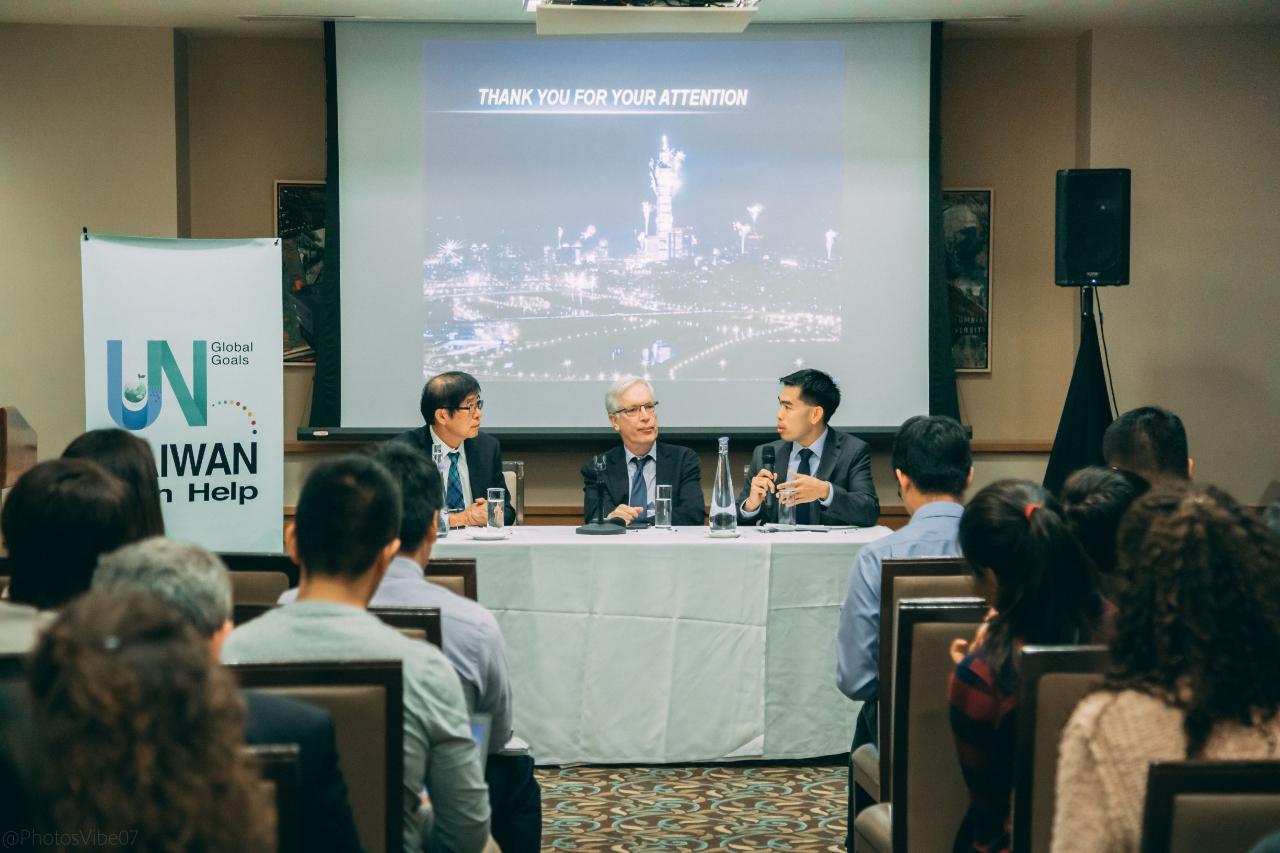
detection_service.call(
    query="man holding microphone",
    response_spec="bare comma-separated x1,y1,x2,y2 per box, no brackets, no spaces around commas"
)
737,369,879,527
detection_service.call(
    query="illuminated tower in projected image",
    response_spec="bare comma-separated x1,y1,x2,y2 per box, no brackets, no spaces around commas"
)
647,135,685,262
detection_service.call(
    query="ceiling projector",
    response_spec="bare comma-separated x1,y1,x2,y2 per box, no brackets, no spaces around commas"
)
533,1,759,36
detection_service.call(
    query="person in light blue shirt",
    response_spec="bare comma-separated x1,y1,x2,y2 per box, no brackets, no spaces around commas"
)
835,415,973,731
835,414,971,851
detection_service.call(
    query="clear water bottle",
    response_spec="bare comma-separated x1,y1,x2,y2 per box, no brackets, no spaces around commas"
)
431,443,449,538
709,436,737,533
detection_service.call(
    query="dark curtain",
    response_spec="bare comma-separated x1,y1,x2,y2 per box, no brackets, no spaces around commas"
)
308,21,342,427
1043,292,1115,494
928,22,961,420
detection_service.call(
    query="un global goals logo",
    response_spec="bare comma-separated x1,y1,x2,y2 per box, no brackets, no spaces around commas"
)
107,340,208,430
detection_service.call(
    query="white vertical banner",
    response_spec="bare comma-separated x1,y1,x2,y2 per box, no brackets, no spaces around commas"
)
82,235,283,553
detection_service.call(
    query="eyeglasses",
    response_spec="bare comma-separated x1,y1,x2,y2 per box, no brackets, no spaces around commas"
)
453,399,484,413
612,402,659,420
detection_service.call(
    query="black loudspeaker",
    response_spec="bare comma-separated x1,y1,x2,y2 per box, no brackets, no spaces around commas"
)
1055,168,1131,286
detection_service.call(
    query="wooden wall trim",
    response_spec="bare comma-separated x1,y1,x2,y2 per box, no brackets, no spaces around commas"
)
970,440,1053,453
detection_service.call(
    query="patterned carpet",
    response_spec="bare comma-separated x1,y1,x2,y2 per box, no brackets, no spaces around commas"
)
537,763,848,851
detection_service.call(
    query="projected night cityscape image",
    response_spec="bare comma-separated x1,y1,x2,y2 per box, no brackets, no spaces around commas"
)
420,39,847,384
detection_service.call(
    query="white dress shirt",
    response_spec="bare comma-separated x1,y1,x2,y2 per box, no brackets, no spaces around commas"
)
740,427,835,518
431,426,473,507
623,443,658,512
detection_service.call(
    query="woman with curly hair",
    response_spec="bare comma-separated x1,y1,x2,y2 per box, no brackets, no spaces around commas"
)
948,479,1111,853
28,588,271,853
1050,482,1280,853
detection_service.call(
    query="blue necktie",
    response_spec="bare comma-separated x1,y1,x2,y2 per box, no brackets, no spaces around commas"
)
446,451,465,509
630,456,651,519
796,447,814,525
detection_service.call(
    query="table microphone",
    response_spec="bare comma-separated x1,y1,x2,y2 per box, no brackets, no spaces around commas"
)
577,453,625,535
760,446,777,519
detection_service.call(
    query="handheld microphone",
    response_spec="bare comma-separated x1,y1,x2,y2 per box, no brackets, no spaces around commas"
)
760,446,777,518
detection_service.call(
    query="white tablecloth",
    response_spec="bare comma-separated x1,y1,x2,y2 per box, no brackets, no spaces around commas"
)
433,524,890,765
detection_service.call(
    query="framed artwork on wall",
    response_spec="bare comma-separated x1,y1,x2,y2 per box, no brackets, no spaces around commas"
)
942,188,992,373
273,180,326,364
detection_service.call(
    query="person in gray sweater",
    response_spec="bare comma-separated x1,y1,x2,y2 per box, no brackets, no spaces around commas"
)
279,442,541,852
223,456,492,853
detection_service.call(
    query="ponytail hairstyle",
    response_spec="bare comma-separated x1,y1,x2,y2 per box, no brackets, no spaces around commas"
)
1060,466,1150,577
959,479,1101,676
1106,483,1280,757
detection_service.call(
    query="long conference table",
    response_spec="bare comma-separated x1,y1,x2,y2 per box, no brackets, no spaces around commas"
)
432,524,891,766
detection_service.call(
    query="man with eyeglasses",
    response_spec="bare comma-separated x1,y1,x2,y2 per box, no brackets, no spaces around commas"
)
395,371,515,527
581,376,704,526
737,369,879,527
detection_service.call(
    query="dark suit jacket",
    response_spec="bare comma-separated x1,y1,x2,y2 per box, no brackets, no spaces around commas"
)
393,427,516,525
243,690,365,853
735,430,879,527
581,442,705,526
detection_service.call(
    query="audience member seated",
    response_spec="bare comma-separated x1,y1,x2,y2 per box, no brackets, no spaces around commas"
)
395,371,515,528
96,537,364,853
63,427,166,537
281,442,540,852
28,588,271,851
580,376,704,526
0,459,140,651
223,456,492,853
1050,483,1280,853
1264,501,1280,537
948,480,1110,853
1059,466,1149,595
1102,405,1192,483
836,415,972,748
0,681,37,841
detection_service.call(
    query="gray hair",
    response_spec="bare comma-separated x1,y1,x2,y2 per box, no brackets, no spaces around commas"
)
605,375,653,414
93,537,232,637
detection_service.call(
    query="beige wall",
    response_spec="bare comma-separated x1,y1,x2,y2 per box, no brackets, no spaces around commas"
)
942,37,1081,441
1086,27,1280,502
10,26,1275,508
186,37,326,238
0,24,179,460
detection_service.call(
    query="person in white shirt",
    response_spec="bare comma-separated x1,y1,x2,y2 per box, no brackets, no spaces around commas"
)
394,371,515,527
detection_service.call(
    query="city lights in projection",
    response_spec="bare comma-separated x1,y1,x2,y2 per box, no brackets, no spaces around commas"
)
422,135,843,385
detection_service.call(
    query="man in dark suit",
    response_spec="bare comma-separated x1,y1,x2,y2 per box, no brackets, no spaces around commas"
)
581,376,704,526
92,538,364,853
394,371,516,527
736,369,879,527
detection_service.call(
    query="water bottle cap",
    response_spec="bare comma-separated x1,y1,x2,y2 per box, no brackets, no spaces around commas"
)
718,436,730,450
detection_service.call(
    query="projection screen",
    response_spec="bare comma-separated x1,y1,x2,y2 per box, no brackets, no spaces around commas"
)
336,22,932,431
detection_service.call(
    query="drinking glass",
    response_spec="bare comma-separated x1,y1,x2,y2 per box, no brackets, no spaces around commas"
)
486,488,506,530
776,487,796,527
655,484,673,528
432,445,449,537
